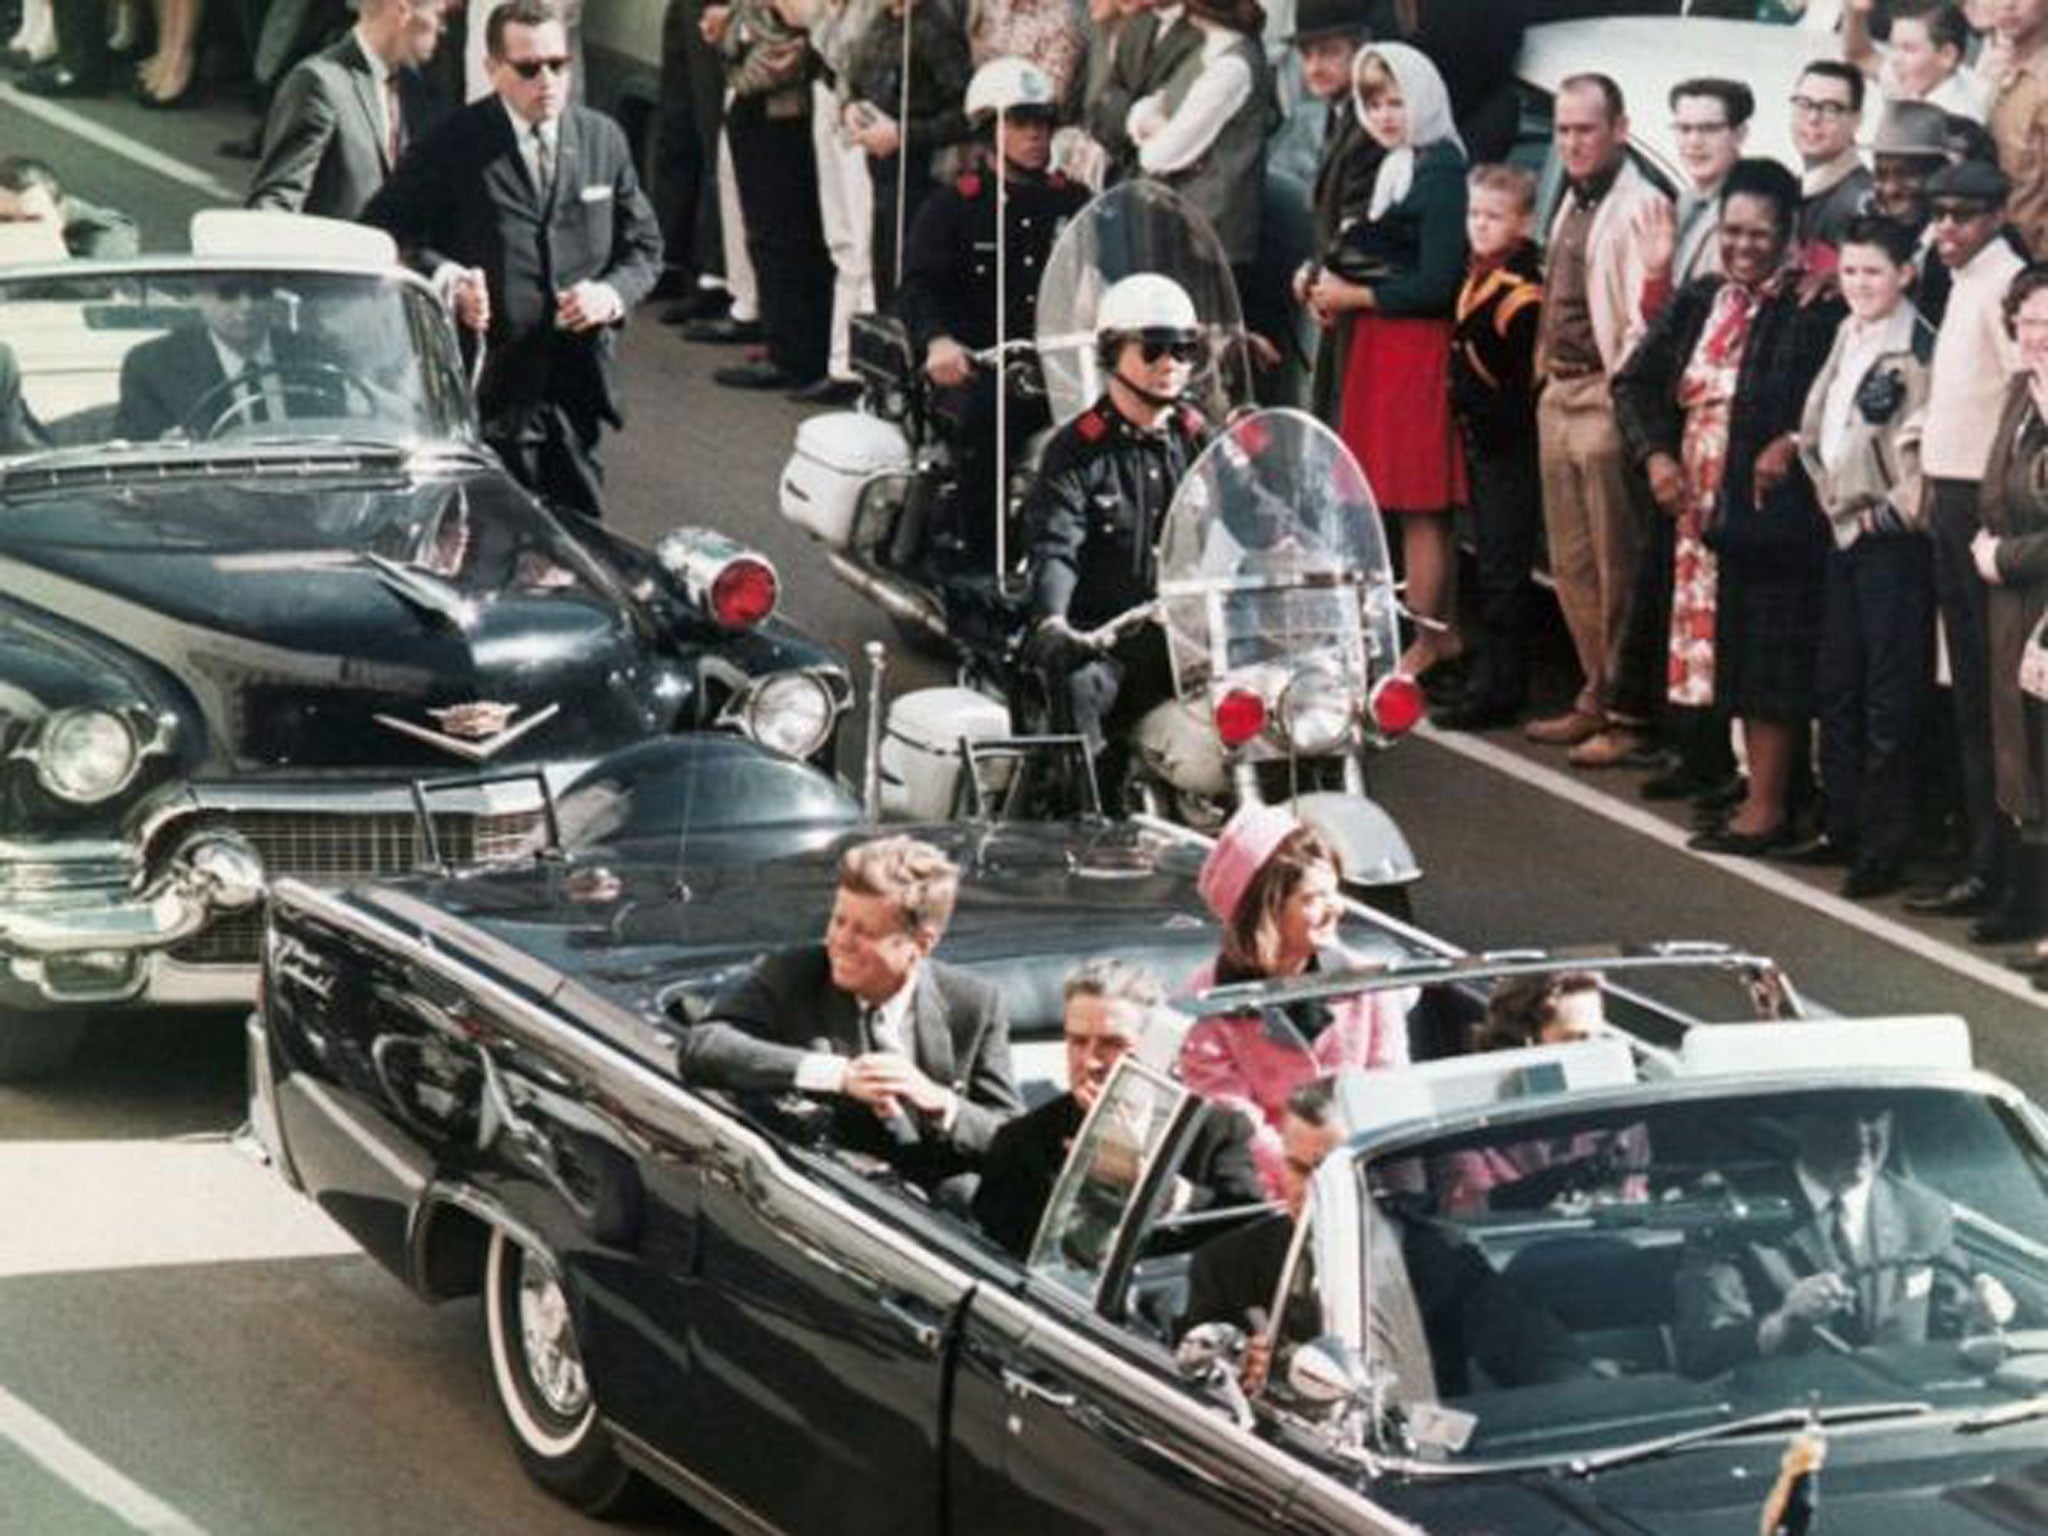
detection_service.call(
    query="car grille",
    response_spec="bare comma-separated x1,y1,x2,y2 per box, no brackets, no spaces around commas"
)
167,808,546,966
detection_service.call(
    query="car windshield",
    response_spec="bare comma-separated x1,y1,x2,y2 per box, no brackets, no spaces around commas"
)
0,266,473,458
1350,1084,2048,1467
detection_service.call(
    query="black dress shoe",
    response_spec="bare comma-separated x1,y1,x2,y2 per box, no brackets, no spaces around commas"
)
1841,862,1904,900
714,360,799,390
1771,833,1854,868
786,376,861,406
19,63,104,95
1691,774,1749,814
1688,823,1791,856
1431,698,1521,732
684,316,763,345
662,290,733,325
1903,875,1995,916
1969,909,2046,946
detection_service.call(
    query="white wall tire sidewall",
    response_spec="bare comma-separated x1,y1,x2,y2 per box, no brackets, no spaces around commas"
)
485,1227,599,1461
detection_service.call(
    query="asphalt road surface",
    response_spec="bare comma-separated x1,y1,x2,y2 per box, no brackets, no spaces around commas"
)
0,76,2042,1536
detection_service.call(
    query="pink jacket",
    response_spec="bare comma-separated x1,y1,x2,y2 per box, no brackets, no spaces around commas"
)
1179,947,1412,1197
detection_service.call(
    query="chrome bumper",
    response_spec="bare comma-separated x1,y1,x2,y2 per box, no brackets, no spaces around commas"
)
244,1010,300,1190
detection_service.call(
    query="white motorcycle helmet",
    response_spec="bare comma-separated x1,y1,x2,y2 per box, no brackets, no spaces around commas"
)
964,57,1057,122
1094,273,1203,370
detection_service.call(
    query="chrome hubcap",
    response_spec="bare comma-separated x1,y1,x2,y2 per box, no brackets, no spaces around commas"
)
515,1252,589,1419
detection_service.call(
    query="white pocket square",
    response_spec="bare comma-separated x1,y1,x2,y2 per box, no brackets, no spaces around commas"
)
579,184,613,203
1905,1266,1932,1298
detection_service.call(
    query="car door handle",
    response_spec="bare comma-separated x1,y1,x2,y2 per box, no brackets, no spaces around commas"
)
878,1295,947,1354
1002,1367,1078,1411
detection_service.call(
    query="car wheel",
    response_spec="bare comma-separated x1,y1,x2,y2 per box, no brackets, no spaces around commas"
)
0,1009,87,1081
483,1227,641,1515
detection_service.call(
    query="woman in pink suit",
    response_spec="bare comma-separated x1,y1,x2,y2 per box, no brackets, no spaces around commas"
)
1180,804,1412,1196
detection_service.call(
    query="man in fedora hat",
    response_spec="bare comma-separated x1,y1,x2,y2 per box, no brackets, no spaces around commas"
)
1867,98,1957,317
1285,0,1375,420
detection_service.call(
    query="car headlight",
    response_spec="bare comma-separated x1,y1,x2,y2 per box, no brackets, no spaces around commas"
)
1277,671,1356,755
35,708,142,804
741,673,836,759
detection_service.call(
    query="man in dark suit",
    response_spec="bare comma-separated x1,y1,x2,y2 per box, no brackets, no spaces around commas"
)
363,0,662,520
0,158,139,259
249,0,450,221
680,835,1021,1183
115,278,340,442
973,958,1263,1259
1675,1103,1986,1378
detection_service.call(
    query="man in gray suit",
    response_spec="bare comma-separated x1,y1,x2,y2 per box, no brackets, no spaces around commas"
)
679,835,1021,1183
249,0,448,220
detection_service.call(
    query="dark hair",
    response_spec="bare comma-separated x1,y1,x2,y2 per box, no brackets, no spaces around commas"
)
1890,0,1971,55
1799,58,1867,114
0,156,60,198
1943,113,1999,166
1721,156,1802,236
1285,1074,1341,1128
2003,263,2048,339
485,0,563,57
1477,970,1601,1052
1668,77,1754,129
1222,824,1341,975
1840,212,1920,267
1557,72,1625,124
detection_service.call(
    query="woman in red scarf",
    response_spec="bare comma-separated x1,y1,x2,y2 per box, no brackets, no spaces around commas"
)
1613,159,1846,854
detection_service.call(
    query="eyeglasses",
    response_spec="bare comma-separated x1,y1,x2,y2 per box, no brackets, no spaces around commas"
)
1930,202,1996,224
1789,94,1853,120
1134,330,1202,364
504,55,571,78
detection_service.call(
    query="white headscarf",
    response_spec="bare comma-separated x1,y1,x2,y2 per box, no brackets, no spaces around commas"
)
1354,42,1464,222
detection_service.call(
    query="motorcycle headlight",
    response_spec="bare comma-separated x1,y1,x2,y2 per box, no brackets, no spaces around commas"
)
741,673,837,760
35,708,142,804
1277,671,1357,755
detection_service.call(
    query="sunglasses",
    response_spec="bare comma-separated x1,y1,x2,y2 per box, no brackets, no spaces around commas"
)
504,55,571,79
1134,330,1202,364
1930,203,1996,224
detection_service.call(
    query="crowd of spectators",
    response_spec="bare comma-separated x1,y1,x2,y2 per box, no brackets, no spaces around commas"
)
0,0,2042,959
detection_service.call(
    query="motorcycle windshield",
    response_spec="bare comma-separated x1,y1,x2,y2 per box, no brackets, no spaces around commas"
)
1034,181,1249,428
1154,409,1398,699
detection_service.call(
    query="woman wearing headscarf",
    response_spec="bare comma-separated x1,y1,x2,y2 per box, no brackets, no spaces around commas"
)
1178,804,1412,1195
1612,158,1845,857
1308,41,1469,683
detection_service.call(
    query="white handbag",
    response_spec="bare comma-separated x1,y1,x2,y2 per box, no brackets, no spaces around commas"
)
2022,614,2048,703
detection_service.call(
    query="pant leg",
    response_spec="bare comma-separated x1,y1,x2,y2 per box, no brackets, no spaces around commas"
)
1612,498,1675,727
51,0,104,78
716,110,759,322
1816,547,1865,851
534,402,606,520
1928,476,2011,890
651,0,706,287
811,79,875,383
1538,380,1604,720
1855,535,1934,870
727,98,833,381
1462,429,1540,711
1575,391,1646,725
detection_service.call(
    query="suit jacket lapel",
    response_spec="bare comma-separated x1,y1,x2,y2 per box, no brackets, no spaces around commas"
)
481,102,540,216
910,967,955,1087
545,110,577,219
338,37,389,174
1867,1181,1911,1327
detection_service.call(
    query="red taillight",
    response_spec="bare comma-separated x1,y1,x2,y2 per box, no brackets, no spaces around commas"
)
710,558,778,628
1213,687,1267,747
1369,674,1425,737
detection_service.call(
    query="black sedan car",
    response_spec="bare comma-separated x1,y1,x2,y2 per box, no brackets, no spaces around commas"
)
244,789,2005,1536
0,242,849,1076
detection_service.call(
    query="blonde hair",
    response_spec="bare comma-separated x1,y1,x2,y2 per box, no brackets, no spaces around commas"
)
1353,50,1397,105
837,835,961,938
1222,825,1341,975
1468,162,1537,214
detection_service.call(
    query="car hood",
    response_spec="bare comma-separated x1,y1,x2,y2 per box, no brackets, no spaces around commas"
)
0,467,675,771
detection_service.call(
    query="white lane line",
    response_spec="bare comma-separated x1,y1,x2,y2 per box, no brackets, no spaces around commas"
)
0,82,240,203
1416,722,2048,1008
0,1141,355,1279
0,1386,211,1536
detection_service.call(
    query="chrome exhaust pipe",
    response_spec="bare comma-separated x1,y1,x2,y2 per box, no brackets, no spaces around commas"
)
825,551,948,641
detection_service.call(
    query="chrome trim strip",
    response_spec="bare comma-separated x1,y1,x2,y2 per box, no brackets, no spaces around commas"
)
609,1425,787,1536
293,1076,430,1195
268,880,1426,1535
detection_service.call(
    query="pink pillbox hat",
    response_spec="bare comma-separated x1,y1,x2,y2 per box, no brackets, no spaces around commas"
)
1196,803,1302,924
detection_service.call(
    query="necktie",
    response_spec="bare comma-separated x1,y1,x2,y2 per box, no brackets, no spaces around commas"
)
1827,1196,1857,1270
864,1002,905,1059
531,124,555,201
385,75,404,166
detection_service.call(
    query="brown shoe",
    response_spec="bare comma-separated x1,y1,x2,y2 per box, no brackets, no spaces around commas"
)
1524,709,1604,746
1568,728,1653,768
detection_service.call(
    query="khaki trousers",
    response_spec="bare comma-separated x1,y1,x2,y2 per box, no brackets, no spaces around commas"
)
1538,372,1644,722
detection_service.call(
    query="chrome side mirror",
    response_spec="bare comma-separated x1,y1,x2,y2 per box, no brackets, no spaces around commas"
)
1287,1335,1368,1406
1174,1321,1246,1377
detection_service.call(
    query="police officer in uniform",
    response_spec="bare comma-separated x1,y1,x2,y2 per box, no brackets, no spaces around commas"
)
895,57,1087,570
1025,274,1212,807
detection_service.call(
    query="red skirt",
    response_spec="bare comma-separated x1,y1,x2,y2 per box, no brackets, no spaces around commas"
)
1337,313,1468,514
